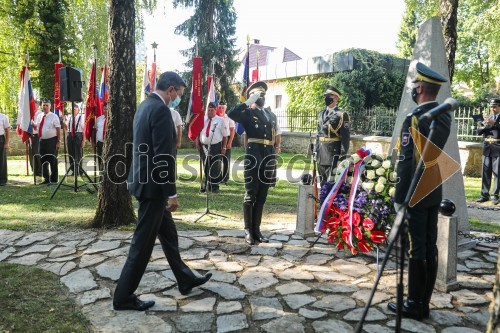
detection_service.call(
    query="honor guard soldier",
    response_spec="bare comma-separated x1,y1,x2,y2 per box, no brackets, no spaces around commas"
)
388,62,452,320
227,81,282,245
476,98,500,205
315,85,350,185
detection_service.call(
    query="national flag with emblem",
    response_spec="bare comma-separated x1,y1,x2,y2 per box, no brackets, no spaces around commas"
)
16,66,37,143
54,62,63,117
84,60,98,141
97,64,109,117
186,57,204,141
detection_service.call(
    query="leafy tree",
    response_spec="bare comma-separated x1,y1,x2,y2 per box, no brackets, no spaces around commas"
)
173,0,240,117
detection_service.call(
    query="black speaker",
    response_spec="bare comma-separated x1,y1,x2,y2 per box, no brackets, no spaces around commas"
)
59,67,83,102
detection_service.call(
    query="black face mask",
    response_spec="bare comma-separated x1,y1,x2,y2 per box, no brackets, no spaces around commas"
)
411,87,419,104
255,97,265,107
325,97,334,106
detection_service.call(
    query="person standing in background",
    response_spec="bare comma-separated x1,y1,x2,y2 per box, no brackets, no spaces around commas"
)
219,100,235,184
0,111,10,186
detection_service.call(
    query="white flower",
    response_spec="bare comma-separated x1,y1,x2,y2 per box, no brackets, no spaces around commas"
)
366,170,376,180
376,167,386,176
362,182,375,191
371,160,381,168
389,171,398,182
378,177,387,184
375,183,385,193
382,160,392,169
389,187,396,197
352,154,361,163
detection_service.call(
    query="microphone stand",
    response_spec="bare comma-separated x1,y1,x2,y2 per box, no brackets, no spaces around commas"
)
193,121,227,223
355,117,442,333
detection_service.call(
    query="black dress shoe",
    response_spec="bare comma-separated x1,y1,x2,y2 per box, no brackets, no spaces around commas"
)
476,197,489,203
113,298,155,311
387,300,424,320
178,273,212,295
492,198,499,205
39,180,50,185
200,187,206,193
211,188,220,194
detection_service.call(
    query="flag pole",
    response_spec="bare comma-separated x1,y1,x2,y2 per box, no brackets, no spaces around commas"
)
92,44,98,184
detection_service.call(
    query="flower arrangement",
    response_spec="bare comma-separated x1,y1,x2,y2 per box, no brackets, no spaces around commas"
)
315,148,397,255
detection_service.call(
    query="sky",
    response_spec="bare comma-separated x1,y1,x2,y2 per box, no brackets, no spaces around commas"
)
142,0,406,72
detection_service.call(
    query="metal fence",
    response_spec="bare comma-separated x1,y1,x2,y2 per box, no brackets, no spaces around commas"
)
275,107,488,142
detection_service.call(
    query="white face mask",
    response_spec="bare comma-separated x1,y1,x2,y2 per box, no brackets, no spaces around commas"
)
169,95,180,108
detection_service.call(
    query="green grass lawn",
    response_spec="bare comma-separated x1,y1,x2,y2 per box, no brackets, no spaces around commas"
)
0,263,91,332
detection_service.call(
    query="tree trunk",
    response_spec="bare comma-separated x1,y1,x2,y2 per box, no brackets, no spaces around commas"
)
93,0,136,228
440,0,459,83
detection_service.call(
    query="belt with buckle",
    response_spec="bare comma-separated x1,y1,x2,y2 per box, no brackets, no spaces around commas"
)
485,138,500,142
247,138,275,145
319,137,341,142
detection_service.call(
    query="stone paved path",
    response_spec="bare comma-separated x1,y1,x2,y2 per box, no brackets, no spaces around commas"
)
0,227,496,333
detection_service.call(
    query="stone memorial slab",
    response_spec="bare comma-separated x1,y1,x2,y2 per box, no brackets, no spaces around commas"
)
77,288,112,306
261,314,305,333
201,281,246,300
298,308,327,319
283,294,316,309
136,271,175,294
217,301,242,314
180,297,216,312
95,256,127,281
216,313,248,333
249,296,285,320
61,269,97,293
312,295,356,312
170,313,214,332
312,319,353,333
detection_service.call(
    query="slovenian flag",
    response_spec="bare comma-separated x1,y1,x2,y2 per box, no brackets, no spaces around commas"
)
16,66,37,143
97,64,108,117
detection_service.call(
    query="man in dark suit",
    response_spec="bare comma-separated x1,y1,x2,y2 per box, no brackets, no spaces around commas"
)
476,98,500,205
113,72,211,311
388,62,451,320
315,85,350,186
227,81,282,245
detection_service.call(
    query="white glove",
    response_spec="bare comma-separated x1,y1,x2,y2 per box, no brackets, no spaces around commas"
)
245,92,260,106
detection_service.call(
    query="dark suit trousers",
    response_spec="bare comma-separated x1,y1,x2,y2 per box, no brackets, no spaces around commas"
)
96,141,104,172
29,134,41,176
0,135,7,183
200,142,222,191
114,198,196,304
481,155,499,198
67,133,83,173
39,136,58,183
407,204,439,261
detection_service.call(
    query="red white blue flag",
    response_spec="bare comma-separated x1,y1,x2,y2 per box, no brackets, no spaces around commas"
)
16,66,37,143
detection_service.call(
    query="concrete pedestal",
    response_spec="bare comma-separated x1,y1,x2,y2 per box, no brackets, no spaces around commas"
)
295,184,316,238
436,214,459,292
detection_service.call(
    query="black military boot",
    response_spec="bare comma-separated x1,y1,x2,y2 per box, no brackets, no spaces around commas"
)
388,259,427,320
252,204,269,243
243,202,255,245
423,252,438,318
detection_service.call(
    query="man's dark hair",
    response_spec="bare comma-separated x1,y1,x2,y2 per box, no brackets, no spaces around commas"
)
208,102,216,108
156,71,187,91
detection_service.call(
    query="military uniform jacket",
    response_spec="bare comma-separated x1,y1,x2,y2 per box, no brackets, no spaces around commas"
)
477,113,500,157
227,103,278,166
315,106,350,166
395,101,451,207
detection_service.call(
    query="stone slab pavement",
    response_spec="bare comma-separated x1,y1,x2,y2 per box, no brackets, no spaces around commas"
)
0,225,496,333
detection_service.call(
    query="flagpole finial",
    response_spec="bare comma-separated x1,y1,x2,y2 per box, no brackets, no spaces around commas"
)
246,34,250,42
151,42,158,62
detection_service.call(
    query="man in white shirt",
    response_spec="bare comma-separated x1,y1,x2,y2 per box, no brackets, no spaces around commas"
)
63,103,84,176
171,108,182,152
29,107,43,177
95,103,106,172
0,112,10,185
34,98,61,184
219,101,235,184
198,102,229,193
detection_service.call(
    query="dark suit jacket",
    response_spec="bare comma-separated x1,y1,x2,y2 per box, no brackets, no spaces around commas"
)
315,106,350,166
395,101,451,207
128,93,177,199
477,113,500,157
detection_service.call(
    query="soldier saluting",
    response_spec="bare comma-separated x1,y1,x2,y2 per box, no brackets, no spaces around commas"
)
227,81,282,245
315,85,350,185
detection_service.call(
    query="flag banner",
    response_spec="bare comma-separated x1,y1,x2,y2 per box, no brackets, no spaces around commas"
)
54,62,63,117
205,74,218,114
97,64,109,117
141,56,149,102
251,68,258,84
187,57,204,141
240,53,250,102
16,66,37,143
84,60,97,141
149,60,157,92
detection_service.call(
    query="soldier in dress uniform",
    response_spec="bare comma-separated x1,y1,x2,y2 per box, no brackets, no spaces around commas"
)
315,85,350,185
388,62,452,320
227,81,282,245
475,98,500,205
